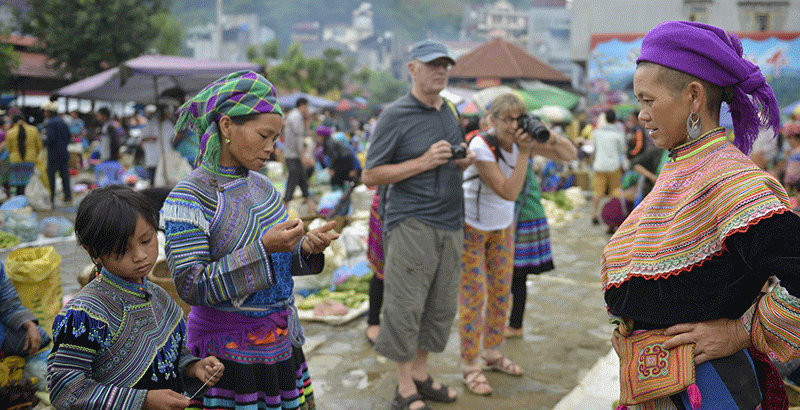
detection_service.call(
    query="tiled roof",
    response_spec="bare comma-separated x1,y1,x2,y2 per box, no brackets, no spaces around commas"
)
11,51,60,78
450,37,569,83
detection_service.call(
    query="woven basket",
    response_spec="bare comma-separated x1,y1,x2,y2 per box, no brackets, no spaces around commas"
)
147,259,191,318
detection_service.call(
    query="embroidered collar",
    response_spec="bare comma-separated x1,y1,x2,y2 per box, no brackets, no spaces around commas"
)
668,127,726,162
98,268,150,300
199,160,249,192
199,160,248,179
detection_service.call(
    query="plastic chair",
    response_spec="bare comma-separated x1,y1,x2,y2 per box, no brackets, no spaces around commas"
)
94,161,123,187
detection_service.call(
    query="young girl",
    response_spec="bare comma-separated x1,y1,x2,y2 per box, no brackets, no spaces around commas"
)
47,185,224,410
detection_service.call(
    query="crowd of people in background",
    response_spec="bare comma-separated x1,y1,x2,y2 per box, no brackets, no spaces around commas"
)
0,24,799,410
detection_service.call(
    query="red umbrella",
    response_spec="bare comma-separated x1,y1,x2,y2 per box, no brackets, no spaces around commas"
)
458,100,480,116
336,99,352,111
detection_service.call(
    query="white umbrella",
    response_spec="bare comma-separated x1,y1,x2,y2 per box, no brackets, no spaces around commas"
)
471,86,515,111
531,105,574,123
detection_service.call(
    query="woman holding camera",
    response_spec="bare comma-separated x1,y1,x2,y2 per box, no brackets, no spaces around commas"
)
458,93,551,395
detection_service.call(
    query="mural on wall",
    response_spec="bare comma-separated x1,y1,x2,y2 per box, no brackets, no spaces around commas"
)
588,32,800,117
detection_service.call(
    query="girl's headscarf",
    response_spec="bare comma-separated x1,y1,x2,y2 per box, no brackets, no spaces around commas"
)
636,21,780,154
175,71,283,169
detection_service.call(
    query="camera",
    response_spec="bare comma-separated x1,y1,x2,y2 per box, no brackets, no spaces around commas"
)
517,114,550,143
451,144,467,159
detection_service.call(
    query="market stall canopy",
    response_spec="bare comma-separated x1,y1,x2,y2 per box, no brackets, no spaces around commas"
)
55,55,263,104
519,80,580,110
531,105,573,123
440,87,476,106
449,37,570,85
782,99,800,116
277,92,338,110
472,86,516,111
336,97,367,112
472,85,572,112
458,100,480,116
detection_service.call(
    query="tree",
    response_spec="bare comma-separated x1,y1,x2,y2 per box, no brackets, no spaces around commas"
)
23,0,171,79
308,48,345,95
150,11,183,55
262,39,280,60
0,24,18,91
368,70,407,106
270,43,309,92
0,42,17,91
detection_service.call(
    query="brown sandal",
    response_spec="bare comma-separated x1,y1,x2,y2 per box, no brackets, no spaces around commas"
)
462,369,492,395
413,375,456,403
483,354,524,376
391,388,431,410
503,326,523,339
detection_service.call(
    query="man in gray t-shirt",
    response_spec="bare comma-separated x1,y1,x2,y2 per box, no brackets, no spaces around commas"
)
363,39,476,409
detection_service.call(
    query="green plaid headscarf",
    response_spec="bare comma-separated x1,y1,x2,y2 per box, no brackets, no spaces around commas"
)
175,70,283,170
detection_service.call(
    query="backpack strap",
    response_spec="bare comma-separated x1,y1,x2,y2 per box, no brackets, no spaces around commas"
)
465,131,512,223
444,98,459,121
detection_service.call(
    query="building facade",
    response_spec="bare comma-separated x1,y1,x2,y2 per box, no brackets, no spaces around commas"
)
570,0,800,65
462,0,529,49
185,13,275,62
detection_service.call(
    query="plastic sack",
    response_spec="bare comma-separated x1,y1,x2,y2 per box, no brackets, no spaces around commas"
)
0,196,28,210
6,246,63,338
316,190,343,217
155,150,192,187
39,216,74,238
25,170,51,211
0,231,20,249
1,207,38,243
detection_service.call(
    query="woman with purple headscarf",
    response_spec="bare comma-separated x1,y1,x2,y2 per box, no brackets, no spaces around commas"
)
601,21,800,409
162,71,339,410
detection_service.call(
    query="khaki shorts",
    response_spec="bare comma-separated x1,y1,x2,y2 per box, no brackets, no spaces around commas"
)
593,169,622,198
374,218,463,363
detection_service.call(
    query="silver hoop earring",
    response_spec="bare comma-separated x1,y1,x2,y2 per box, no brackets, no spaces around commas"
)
686,112,702,141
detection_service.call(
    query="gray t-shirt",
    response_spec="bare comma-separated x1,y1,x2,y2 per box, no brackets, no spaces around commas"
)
283,108,304,159
365,93,465,232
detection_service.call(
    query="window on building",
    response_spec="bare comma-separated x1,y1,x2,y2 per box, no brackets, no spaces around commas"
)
738,1,789,31
755,13,770,30
684,0,712,23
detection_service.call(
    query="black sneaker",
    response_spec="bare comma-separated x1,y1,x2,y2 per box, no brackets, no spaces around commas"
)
592,217,599,225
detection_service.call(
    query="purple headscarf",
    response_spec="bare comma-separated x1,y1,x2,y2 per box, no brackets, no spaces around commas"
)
636,21,780,154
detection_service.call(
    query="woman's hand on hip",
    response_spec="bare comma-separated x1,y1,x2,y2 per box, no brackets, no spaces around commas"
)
261,218,305,253
662,318,752,364
302,220,339,256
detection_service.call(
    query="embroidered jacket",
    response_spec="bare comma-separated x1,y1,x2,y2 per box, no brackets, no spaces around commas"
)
47,270,198,410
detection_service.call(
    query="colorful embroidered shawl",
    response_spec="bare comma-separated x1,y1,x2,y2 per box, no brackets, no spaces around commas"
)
601,128,791,291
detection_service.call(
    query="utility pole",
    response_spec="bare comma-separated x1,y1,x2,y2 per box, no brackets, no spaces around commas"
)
216,0,224,59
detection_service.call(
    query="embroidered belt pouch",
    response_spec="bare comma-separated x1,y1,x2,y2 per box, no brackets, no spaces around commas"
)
616,328,700,409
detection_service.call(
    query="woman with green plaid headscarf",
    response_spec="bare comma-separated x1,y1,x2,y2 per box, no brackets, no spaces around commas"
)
163,71,339,410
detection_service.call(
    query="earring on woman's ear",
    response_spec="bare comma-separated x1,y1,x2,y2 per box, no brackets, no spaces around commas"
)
225,138,231,144
686,111,702,141
90,257,101,277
